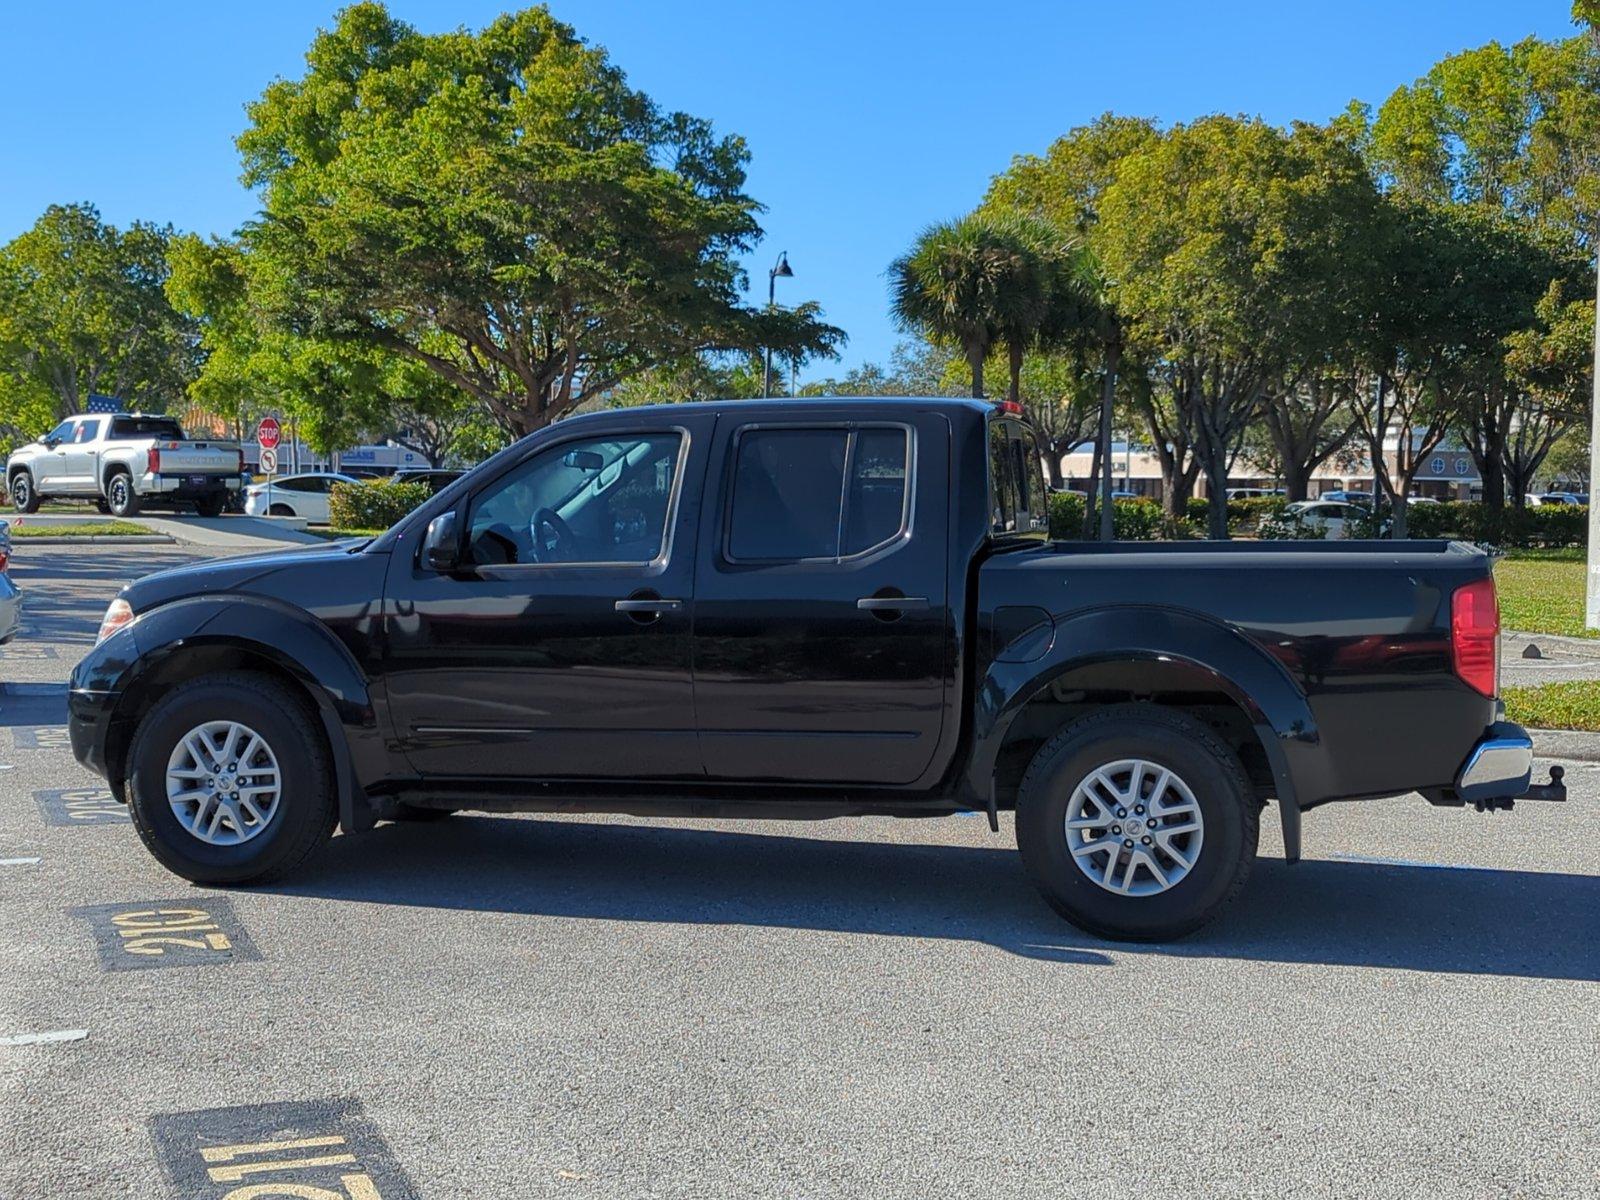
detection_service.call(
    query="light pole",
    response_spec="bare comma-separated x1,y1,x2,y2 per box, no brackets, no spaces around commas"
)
762,251,793,399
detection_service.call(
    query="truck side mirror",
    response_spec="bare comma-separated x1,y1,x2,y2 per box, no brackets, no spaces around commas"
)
422,511,462,573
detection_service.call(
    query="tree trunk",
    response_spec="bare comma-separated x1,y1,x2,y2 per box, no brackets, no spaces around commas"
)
1007,340,1023,406
1203,450,1230,539
1042,449,1063,490
967,344,986,400
1282,460,1311,503
1082,436,1103,540
1098,342,1120,542
1389,475,1411,539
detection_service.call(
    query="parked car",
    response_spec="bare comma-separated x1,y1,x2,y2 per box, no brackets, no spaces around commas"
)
1315,490,1372,505
1226,488,1285,500
0,520,20,645
393,469,466,496
1281,499,1359,539
1537,492,1588,506
69,397,1559,942
243,473,361,524
7,413,243,518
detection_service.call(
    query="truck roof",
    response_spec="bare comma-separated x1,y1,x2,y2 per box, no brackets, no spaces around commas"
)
602,395,1001,420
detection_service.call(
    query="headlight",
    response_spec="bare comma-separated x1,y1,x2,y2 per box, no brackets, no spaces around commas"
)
96,598,135,644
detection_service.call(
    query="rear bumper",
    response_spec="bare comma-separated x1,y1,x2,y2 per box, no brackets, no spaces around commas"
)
142,473,241,496
1454,721,1533,804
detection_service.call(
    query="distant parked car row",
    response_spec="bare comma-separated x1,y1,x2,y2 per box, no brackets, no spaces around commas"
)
244,469,464,523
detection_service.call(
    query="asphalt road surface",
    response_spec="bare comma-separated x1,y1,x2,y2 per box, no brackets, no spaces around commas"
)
2,544,1597,1199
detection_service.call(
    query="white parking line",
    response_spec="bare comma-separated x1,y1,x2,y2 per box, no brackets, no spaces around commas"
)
0,1029,88,1047
0,857,42,866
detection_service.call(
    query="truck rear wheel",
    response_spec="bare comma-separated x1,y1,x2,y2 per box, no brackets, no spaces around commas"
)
194,493,226,518
124,672,336,885
105,470,140,517
9,471,39,514
1015,704,1258,942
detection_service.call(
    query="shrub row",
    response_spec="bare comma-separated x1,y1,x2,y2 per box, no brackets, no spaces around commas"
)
327,478,432,529
1400,501,1587,548
1049,492,1588,547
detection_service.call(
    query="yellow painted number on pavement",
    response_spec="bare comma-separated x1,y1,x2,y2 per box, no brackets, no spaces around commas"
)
111,908,233,957
202,1135,383,1199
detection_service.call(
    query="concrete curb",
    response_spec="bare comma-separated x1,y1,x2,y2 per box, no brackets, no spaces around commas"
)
1505,630,1600,661
13,535,175,546
1531,727,1600,762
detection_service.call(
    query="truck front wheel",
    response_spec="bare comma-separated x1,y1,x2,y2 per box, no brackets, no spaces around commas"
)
124,672,336,885
1015,704,1259,942
105,470,140,517
9,471,39,514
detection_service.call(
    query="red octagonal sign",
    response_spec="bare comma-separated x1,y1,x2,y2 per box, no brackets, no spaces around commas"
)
255,417,281,450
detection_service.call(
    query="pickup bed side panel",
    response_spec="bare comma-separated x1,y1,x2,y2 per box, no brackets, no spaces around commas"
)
966,604,1323,806
973,544,1498,807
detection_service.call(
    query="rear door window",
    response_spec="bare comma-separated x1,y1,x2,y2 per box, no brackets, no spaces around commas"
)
727,425,911,562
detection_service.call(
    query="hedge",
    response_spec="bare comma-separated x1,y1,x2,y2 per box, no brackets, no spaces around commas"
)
1398,501,1587,548
1049,494,1587,547
328,478,432,529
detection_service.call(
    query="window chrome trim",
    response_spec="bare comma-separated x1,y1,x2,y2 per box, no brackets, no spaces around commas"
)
458,426,692,573
722,421,916,566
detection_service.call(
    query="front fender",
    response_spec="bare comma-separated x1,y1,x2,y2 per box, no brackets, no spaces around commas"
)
968,605,1322,857
92,594,384,833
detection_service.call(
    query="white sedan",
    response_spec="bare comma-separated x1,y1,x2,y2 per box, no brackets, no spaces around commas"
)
1284,499,1360,539
243,473,361,524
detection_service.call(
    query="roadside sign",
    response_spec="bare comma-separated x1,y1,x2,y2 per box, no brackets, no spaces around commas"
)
259,446,278,475
256,417,281,450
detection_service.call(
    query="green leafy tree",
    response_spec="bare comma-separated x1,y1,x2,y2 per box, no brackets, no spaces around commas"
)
889,213,1061,399
236,3,842,439
0,203,197,429
169,234,481,462
1370,35,1600,509
1503,281,1596,499
801,340,962,397
1094,117,1377,537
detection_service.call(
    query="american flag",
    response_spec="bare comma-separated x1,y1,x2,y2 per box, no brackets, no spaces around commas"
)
84,393,123,413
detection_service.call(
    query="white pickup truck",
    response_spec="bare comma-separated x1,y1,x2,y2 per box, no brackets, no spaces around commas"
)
6,412,244,518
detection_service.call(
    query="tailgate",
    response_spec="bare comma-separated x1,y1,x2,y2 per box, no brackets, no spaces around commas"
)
154,441,239,474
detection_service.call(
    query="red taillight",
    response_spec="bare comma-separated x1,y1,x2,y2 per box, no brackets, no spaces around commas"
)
147,447,161,473
1451,576,1500,697
994,399,1025,416
0,549,9,572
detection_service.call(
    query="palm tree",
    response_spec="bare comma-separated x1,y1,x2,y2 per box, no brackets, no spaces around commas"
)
889,214,1055,399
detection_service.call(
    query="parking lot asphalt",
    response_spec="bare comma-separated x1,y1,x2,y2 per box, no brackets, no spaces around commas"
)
1,543,1597,1199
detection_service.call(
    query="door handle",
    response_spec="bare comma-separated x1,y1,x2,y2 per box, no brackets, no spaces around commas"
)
856,596,929,611
614,598,684,613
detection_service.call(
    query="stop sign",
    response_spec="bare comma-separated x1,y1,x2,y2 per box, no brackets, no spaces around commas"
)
256,417,281,450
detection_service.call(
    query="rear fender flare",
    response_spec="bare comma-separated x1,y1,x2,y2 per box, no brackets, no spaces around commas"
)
969,605,1319,859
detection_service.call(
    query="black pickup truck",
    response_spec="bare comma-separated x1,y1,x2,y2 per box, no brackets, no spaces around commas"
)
68,397,1561,940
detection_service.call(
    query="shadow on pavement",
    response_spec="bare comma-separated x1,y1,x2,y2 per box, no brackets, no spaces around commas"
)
267,816,1600,980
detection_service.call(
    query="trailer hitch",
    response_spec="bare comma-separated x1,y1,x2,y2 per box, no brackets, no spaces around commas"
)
1472,766,1570,812
1517,764,1566,804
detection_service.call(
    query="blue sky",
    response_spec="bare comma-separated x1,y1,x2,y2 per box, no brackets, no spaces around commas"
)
0,1,1582,381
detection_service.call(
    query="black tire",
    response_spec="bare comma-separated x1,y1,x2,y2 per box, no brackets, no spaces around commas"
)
268,503,295,517
389,803,455,823
105,470,140,517
94,500,111,515
10,472,39,514
194,493,227,518
124,672,336,885
1015,704,1259,942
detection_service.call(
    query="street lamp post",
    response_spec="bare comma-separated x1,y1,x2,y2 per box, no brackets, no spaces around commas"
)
762,251,793,399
